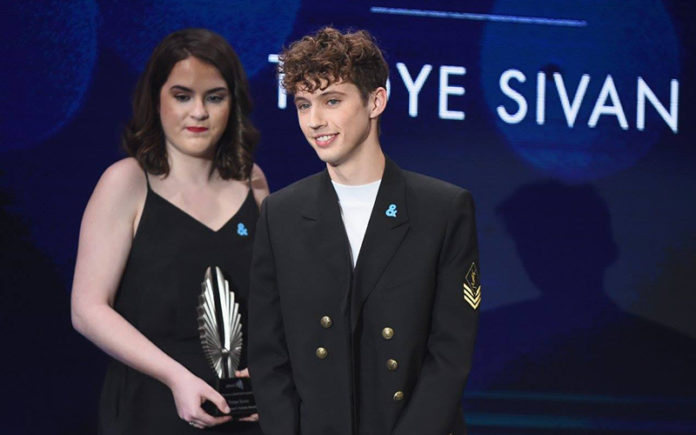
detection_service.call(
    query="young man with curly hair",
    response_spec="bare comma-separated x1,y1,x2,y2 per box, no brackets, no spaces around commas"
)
249,27,480,435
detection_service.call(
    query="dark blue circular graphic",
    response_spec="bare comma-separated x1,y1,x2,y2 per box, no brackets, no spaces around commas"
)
0,1,98,151
480,0,679,181
99,0,300,78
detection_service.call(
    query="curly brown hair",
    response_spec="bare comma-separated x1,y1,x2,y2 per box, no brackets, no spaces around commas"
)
123,28,259,180
279,27,389,100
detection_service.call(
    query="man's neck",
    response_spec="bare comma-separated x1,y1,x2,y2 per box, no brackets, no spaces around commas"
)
328,148,386,185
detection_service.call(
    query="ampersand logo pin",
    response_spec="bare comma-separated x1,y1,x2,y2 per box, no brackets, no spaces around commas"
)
385,203,398,218
237,223,248,236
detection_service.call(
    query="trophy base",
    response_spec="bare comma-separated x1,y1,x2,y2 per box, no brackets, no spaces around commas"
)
203,377,256,417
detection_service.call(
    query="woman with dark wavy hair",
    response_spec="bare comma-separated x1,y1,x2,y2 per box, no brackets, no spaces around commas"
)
71,28,267,434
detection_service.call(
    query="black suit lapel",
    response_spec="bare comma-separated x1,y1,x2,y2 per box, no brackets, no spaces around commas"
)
300,171,353,306
351,158,410,332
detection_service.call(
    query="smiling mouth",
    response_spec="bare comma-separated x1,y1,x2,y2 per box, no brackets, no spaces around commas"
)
314,133,338,147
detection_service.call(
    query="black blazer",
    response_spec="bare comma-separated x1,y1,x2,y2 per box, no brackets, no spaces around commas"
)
249,158,480,435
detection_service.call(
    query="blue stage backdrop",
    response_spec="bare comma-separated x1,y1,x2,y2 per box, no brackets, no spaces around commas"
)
1,1,695,433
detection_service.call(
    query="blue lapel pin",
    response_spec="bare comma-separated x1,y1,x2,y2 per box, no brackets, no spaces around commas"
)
385,203,398,218
237,222,248,236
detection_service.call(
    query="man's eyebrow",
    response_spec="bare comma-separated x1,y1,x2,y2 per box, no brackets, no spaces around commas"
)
320,90,347,97
293,90,347,102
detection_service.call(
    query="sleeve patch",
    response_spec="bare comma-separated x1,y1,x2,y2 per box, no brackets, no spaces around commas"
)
463,262,481,309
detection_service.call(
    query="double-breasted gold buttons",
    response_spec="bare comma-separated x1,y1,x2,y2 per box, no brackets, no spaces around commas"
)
315,347,328,359
393,390,404,401
381,327,394,340
320,316,333,328
386,359,399,371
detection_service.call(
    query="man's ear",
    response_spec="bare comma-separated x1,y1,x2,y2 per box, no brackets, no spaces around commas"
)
369,87,388,119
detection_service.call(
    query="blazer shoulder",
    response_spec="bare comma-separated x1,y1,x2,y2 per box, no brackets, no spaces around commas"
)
402,170,473,204
264,171,323,209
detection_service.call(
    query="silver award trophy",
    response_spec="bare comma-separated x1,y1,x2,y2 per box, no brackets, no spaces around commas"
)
197,266,256,417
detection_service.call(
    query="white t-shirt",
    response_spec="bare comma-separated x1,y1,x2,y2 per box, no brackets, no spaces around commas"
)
331,179,382,267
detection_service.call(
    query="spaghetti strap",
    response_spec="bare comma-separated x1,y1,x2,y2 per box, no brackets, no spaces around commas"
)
143,168,151,191
247,175,256,204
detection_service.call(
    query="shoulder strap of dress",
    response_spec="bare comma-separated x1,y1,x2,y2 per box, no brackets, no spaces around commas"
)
247,174,256,202
143,167,152,191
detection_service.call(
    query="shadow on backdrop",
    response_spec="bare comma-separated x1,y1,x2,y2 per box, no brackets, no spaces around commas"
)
470,180,696,396
0,177,106,434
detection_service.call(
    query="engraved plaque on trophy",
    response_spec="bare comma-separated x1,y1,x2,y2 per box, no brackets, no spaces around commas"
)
197,266,256,417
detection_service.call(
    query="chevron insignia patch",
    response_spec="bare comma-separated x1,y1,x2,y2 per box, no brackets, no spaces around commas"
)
463,262,481,310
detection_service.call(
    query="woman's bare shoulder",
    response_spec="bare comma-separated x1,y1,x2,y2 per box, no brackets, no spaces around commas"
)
92,157,147,210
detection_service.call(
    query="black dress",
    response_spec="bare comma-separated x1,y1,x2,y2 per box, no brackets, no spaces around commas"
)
98,178,262,435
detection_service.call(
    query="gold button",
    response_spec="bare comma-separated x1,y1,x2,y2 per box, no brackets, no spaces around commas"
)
320,316,333,328
315,347,328,359
381,327,394,340
393,390,404,401
386,359,399,371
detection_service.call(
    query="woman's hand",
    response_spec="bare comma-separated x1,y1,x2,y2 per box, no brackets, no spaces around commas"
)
234,368,259,422
170,370,233,429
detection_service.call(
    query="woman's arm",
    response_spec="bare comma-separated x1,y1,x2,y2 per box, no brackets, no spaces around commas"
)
70,158,232,429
